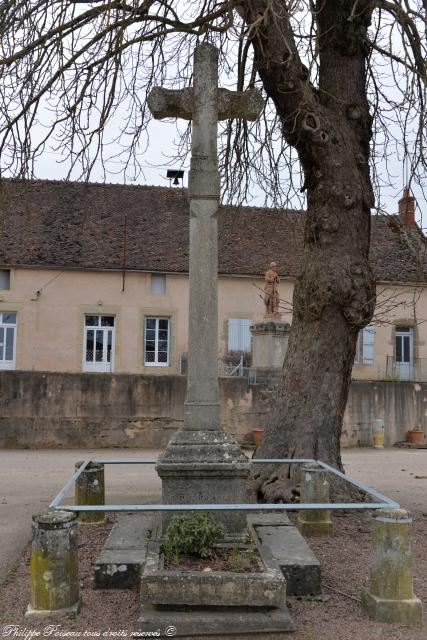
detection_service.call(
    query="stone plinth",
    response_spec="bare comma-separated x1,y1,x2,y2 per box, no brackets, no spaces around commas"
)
156,430,250,535
361,509,422,625
250,321,290,371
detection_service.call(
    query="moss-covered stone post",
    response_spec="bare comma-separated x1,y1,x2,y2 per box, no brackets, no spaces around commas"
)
27,510,80,616
297,462,333,536
361,508,422,625
75,461,105,524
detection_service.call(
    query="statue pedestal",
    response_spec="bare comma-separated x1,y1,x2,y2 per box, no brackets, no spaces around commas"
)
250,320,290,372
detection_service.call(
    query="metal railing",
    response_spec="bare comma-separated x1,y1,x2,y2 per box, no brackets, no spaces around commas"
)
49,457,399,513
385,356,427,381
179,352,252,379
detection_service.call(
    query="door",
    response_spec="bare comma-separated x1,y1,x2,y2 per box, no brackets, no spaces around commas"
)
395,326,413,380
83,315,115,372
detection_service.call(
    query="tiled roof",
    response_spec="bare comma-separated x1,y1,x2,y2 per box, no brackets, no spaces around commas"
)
0,178,425,282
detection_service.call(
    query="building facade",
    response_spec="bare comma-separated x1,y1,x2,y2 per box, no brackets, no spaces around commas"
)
0,179,426,382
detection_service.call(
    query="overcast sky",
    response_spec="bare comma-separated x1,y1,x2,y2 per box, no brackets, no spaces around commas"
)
31,113,426,232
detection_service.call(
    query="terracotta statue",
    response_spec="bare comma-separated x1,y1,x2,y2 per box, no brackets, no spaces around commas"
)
263,262,280,317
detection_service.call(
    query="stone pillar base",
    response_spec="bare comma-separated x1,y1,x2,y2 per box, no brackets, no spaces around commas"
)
28,510,80,615
296,520,333,537
297,463,333,537
250,321,290,370
361,508,422,626
75,461,106,524
26,600,81,617
156,429,250,536
361,591,423,625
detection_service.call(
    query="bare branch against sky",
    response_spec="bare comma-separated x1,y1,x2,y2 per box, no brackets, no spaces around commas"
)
0,1,425,215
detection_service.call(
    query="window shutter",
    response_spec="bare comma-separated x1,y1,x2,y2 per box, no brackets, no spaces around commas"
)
228,318,251,351
363,325,374,364
240,319,252,352
228,319,240,351
151,274,166,294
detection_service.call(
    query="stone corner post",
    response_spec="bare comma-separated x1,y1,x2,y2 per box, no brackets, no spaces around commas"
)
27,510,80,617
361,508,423,626
75,461,105,524
296,462,333,536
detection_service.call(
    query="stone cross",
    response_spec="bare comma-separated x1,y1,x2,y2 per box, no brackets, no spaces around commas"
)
148,43,263,433
148,44,262,535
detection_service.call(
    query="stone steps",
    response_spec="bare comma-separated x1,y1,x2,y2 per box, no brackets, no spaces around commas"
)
94,514,154,589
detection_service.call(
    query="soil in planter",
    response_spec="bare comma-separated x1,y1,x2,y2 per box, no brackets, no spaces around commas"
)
164,547,262,573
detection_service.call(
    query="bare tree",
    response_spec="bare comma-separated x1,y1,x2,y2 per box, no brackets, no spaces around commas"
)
0,1,426,499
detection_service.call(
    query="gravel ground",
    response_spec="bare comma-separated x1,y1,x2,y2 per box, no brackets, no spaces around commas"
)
0,510,426,640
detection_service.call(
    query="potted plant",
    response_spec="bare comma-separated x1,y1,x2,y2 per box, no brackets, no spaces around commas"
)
407,427,425,444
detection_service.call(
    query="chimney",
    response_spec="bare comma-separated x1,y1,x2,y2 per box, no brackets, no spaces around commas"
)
398,187,416,226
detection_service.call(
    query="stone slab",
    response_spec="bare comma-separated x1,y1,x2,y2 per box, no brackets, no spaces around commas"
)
94,515,153,589
247,512,292,527
103,515,153,550
139,603,294,637
255,524,321,596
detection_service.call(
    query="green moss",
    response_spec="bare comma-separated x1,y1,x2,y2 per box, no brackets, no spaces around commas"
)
30,548,79,611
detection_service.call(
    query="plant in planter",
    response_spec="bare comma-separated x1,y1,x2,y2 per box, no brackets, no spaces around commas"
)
161,513,261,573
162,512,226,563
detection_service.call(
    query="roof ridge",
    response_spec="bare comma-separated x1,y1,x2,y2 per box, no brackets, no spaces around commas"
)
0,176,187,194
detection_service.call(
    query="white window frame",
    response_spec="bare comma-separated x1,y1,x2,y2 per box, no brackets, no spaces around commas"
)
0,311,17,370
227,318,252,353
144,316,170,367
83,315,115,373
354,325,374,365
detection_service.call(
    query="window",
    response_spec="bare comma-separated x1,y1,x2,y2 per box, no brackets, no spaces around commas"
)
228,318,252,352
144,317,170,366
395,326,413,380
0,311,16,369
354,325,374,364
0,270,10,290
83,315,115,372
151,274,166,295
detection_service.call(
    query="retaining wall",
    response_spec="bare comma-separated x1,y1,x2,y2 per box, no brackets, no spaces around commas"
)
0,371,424,448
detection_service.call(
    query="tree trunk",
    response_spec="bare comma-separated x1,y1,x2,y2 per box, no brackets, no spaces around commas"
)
243,0,377,501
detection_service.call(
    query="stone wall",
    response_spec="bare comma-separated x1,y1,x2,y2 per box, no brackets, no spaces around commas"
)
0,371,425,449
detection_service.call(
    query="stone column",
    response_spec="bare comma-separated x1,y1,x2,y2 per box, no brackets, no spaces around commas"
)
184,43,221,433
27,511,80,616
361,509,422,625
297,463,333,536
75,461,105,524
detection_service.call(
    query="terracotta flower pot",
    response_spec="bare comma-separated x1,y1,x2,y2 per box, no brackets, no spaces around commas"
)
407,429,425,444
252,428,264,445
